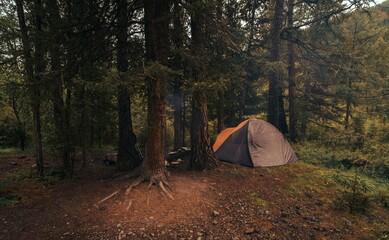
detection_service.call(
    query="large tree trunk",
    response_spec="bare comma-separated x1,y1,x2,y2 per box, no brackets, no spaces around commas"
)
287,0,297,141
267,0,285,129
15,0,44,177
140,0,170,181
116,0,142,170
189,91,219,170
189,0,219,171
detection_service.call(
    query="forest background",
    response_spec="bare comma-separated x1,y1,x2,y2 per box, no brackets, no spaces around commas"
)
0,0,388,183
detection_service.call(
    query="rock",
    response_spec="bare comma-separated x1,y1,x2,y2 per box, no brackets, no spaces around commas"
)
342,218,352,228
280,211,289,218
245,227,255,234
63,232,71,236
259,209,270,215
295,208,302,215
118,230,126,240
212,211,220,217
304,216,320,223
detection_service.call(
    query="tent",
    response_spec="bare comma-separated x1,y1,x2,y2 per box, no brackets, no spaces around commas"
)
213,119,298,167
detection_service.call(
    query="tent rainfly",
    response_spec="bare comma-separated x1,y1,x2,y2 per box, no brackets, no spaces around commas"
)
213,119,298,167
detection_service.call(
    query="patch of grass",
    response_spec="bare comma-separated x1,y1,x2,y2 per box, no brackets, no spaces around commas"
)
378,231,389,240
0,179,20,206
0,147,28,156
226,167,246,179
286,165,340,201
249,192,268,207
0,190,20,206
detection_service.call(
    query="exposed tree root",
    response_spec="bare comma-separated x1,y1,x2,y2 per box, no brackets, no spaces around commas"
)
125,172,174,201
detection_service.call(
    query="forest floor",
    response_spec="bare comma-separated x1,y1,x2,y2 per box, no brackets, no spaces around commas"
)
0,152,388,240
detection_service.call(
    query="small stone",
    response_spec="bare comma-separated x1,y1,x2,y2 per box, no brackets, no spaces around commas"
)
343,218,352,228
117,223,122,228
212,211,220,217
245,227,255,234
140,228,146,231
280,211,289,218
295,208,302,215
63,232,71,236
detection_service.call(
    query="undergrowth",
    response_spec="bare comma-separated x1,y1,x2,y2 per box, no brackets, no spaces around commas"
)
0,167,62,206
291,140,389,214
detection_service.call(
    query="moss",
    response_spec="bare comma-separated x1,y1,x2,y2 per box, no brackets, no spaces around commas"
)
249,192,268,207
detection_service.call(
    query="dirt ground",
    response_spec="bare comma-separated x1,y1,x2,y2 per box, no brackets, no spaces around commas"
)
0,154,388,240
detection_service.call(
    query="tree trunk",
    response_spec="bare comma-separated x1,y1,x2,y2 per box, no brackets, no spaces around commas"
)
173,84,184,149
141,0,170,180
278,91,289,134
267,0,285,129
116,0,142,170
344,77,352,130
216,0,225,132
216,90,225,133
46,0,73,176
15,0,44,177
11,91,26,151
172,1,185,150
189,0,219,170
287,0,297,141
189,91,219,170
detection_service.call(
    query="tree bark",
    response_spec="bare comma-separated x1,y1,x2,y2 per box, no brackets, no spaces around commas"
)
142,0,170,179
15,0,44,177
189,0,219,171
116,0,142,170
267,0,285,129
287,0,297,141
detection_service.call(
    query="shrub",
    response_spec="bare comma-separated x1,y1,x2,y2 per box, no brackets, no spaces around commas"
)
333,172,371,213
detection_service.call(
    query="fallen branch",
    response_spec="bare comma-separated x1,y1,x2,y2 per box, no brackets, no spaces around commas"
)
97,190,120,206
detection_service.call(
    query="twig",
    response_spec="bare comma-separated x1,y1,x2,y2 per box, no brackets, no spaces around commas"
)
97,190,120,205
126,200,133,211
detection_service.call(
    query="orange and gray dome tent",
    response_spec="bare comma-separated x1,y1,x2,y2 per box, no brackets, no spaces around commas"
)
213,119,298,167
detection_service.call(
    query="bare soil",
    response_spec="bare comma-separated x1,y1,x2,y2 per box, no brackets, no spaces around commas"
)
0,155,387,240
